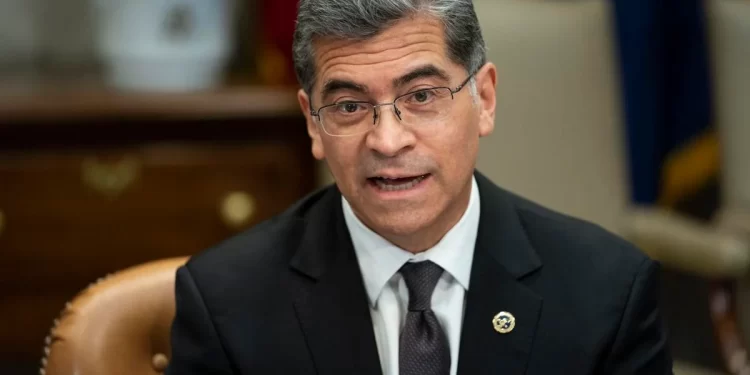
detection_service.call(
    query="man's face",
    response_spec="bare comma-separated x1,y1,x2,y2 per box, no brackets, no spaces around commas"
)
298,15,497,250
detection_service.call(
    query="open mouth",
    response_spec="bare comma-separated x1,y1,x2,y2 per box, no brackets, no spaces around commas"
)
367,174,430,192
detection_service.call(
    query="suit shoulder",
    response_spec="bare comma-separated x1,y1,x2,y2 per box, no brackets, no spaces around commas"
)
184,185,335,282
508,192,652,279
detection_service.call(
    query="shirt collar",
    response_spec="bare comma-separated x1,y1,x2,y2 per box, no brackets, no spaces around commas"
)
343,176,480,307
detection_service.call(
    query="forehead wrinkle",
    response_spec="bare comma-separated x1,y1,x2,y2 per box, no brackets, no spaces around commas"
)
316,31,445,67
325,47,445,72
318,49,447,100
316,42,447,95
312,16,448,91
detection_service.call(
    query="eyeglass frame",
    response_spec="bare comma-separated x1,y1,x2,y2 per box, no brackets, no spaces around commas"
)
309,72,477,137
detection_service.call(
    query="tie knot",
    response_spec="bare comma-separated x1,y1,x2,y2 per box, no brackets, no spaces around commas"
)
399,261,444,311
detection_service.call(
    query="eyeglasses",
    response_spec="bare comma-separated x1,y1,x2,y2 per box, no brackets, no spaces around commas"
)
310,74,475,137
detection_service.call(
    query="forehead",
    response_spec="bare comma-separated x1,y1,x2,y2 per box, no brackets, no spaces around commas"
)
311,15,452,92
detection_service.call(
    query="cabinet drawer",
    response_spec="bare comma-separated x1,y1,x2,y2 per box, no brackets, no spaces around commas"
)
0,143,308,289
0,142,314,357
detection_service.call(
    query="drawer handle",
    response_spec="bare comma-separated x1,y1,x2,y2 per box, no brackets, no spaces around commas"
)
220,191,256,229
81,157,141,198
0,209,5,238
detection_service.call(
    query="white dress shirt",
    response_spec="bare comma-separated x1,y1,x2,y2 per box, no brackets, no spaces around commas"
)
342,177,480,375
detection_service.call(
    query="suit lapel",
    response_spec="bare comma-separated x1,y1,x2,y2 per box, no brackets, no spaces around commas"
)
457,173,544,375
457,250,543,374
290,189,382,375
289,173,543,375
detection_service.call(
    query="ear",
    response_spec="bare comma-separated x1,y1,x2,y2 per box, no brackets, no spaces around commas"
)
476,62,497,138
298,89,326,160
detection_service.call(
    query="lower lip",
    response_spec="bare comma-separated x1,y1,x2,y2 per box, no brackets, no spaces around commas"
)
366,174,432,200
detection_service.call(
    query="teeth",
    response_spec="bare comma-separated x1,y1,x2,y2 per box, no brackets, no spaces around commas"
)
374,175,426,191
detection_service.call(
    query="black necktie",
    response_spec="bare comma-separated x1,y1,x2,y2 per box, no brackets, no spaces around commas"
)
399,261,451,375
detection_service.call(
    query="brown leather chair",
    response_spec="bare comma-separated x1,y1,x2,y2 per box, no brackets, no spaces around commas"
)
40,256,189,375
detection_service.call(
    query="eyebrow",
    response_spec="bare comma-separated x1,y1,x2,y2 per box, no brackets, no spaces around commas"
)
317,64,450,104
320,79,368,102
392,64,450,88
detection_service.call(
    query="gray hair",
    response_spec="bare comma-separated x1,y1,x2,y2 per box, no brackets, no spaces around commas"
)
293,0,487,96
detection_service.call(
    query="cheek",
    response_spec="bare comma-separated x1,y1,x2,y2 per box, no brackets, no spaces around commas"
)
428,109,480,181
433,107,480,156
321,138,362,180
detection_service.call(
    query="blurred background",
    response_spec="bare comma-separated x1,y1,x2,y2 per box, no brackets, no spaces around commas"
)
0,0,748,374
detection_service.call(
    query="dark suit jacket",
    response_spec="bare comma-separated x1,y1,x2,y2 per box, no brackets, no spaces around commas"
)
166,172,673,374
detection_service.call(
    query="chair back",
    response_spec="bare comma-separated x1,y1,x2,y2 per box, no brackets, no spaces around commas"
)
41,257,189,375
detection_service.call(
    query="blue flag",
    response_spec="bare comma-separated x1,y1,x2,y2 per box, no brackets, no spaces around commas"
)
612,0,718,209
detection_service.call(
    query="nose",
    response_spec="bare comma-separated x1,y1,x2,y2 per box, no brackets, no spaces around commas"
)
365,105,416,157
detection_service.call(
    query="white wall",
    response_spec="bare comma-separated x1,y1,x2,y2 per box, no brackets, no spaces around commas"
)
475,0,629,234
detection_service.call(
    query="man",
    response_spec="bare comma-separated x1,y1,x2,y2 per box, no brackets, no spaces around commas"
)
166,0,673,374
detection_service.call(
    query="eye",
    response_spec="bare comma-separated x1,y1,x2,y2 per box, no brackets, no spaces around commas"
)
406,89,437,104
335,102,367,114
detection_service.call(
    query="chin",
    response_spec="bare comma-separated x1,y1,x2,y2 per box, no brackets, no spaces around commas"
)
365,208,436,238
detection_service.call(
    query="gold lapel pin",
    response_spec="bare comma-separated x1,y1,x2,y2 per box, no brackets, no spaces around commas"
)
492,311,516,334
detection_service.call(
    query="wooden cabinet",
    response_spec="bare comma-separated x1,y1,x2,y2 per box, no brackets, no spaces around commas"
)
0,85,317,362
